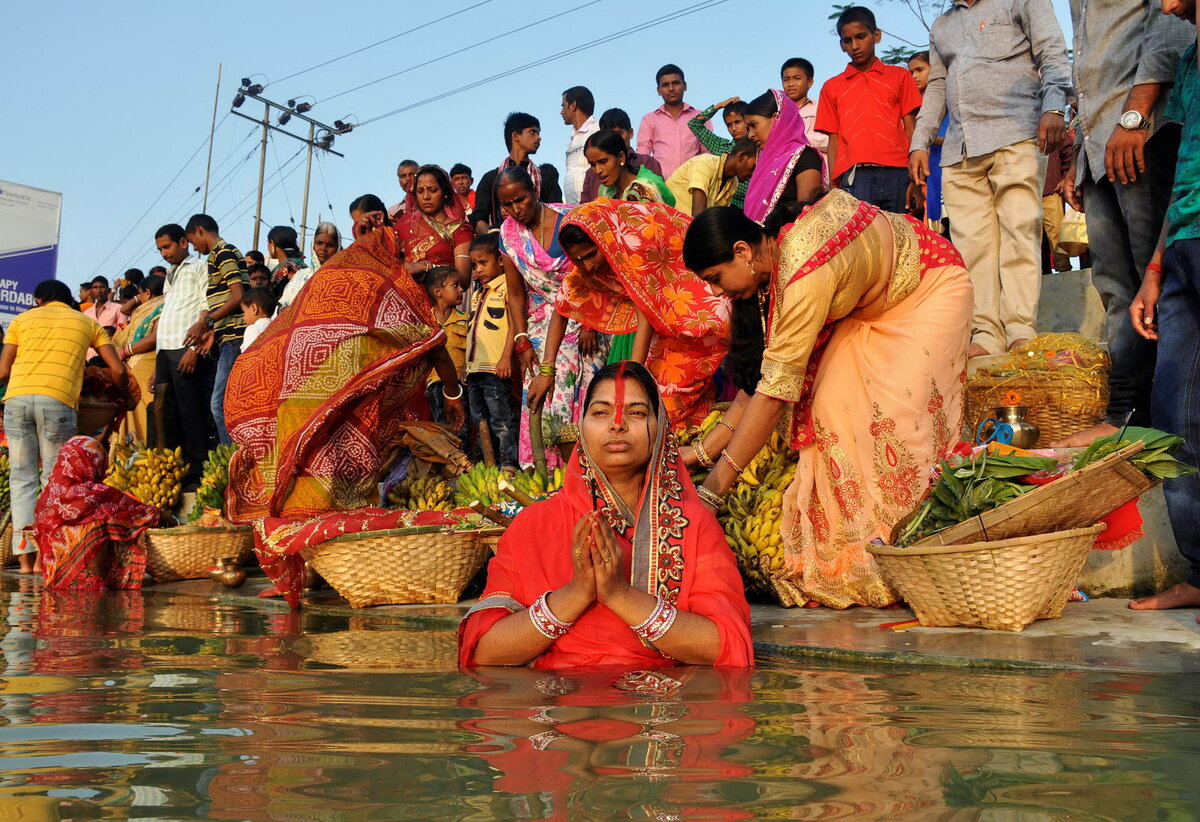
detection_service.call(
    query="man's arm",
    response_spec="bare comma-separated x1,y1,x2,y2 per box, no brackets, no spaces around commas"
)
470,170,495,234
0,343,16,384
689,103,735,155
636,113,654,157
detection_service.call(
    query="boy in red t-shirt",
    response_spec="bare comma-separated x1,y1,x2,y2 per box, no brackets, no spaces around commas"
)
815,5,923,213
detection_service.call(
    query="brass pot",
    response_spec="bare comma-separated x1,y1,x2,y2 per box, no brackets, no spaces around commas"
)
993,405,1040,449
211,556,247,588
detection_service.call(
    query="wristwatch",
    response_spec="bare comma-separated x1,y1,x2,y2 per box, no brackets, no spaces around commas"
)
1119,110,1151,131
203,314,216,329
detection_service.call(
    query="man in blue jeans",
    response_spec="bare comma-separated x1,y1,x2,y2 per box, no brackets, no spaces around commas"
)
1127,8,1200,615
183,214,246,445
0,281,127,573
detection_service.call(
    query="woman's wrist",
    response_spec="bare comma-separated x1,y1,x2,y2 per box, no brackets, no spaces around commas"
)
550,583,591,621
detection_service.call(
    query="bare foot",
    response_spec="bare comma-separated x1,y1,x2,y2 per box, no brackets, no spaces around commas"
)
968,343,991,359
1129,582,1200,610
1050,422,1118,448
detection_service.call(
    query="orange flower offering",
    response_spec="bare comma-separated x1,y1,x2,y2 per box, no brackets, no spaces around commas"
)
1002,390,1023,406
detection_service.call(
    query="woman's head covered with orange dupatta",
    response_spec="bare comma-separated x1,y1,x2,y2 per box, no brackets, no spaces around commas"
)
459,361,753,669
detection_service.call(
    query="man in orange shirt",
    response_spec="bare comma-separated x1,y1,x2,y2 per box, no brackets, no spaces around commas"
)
816,6,923,213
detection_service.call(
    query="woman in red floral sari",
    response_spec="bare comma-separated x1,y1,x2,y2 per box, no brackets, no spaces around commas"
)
527,200,731,431
459,362,752,669
393,165,474,285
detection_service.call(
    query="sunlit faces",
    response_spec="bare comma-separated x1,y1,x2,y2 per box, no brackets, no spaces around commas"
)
312,232,339,266
908,57,931,94
513,126,542,155
657,73,686,106
695,239,770,301
782,66,814,103
744,114,775,149
1162,0,1195,20
156,234,188,266
398,164,418,195
470,248,503,284
432,278,464,307
414,172,447,215
450,172,473,196
728,151,758,182
90,281,110,304
839,21,881,67
584,144,626,188
497,180,538,225
723,111,747,140
560,94,575,126
562,237,613,280
582,377,656,475
248,268,270,290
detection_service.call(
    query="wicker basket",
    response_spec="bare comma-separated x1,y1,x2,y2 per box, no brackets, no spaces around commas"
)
300,525,501,608
869,524,1104,631
296,629,459,670
965,372,1108,446
76,398,123,436
0,516,11,568
904,442,1153,547
145,525,254,583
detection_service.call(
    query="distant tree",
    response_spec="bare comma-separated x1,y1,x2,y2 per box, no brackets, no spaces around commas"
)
882,45,915,64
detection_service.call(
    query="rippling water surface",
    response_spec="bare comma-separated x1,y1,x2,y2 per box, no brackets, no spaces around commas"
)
0,578,1197,821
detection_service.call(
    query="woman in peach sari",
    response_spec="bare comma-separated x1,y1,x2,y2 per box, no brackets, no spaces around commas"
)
682,190,972,608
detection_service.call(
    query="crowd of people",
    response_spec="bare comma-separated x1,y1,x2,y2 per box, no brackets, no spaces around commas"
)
5,0,1200,665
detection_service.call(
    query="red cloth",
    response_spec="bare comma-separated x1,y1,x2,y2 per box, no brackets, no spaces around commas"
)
393,209,473,267
458,400,753,669
1023,473,1145,550
815,60,924,179
34,437,160,590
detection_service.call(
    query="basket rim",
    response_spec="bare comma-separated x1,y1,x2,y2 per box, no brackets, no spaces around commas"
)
148,524,252,535
326,524,506,543
869,523,1104,557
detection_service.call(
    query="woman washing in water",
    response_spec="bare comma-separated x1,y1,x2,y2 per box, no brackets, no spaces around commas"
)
459,361,752,668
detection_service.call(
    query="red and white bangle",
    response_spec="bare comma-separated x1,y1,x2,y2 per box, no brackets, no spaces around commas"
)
632,596,678,642
529,592,572,640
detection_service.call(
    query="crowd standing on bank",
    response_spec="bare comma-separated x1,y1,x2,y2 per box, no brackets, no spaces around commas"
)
5,1,1200,660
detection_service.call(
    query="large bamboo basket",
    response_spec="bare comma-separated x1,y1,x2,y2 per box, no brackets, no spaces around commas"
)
296,628,459,670
901,442,1152,547
76,398,123,436
965,372,1108,446
0,515,12,567
300,526,502,608
145,525,254,582
870,525,1104,631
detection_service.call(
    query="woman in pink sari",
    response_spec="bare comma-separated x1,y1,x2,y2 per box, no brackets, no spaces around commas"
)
683,192,971,609
742,89,825,226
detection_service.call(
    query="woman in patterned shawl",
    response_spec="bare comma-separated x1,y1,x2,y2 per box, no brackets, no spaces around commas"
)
682,191,971,609
459,362,752,669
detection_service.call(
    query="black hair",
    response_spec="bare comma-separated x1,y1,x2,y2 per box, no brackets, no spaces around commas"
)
496,165,537,197
240,285,278,316
729,137,759,158
598,107,632,132
119,283,139,301
142,274,165,297
91,276,110,287
562,85,595,117
123,268,145,285
909,50,930,64
503,111,541,151
413,164,454,207
155,224,186,242
148,265,167,277
724,100,748,118
267,225,302,257
583,360,662,416
584,129,638,170
184,214,218,234
247,263,273,280
683,207,767,272
655,63,685,84
469,232,501,256
245,249,266,266
745,90,780,120
558,223,592,251
781,57,815,81
540,163,560,187
421,265,460,296
349,193,388,216
837,5,877,34
450,162,472,178
34,280,77,309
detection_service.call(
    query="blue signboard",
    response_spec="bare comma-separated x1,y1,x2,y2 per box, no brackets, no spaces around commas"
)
0,182,63,323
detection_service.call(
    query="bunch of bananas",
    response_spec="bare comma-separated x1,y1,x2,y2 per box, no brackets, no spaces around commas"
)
509,467,565,501
0,448,9,512
105,446,188,511
387,473,454,512
677,409,726,486
718,431,797,598
188,443,239,521
453,463,503,507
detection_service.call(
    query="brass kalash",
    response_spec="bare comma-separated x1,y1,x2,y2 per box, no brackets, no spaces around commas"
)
976,405,1041,449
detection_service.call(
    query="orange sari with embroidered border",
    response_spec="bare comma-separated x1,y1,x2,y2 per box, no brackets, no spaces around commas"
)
556,200,731,429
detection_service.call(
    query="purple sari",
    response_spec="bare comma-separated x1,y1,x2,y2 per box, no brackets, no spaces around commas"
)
744,90,825,224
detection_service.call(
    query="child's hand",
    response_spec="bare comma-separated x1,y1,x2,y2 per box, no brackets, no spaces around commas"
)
495,354,512,380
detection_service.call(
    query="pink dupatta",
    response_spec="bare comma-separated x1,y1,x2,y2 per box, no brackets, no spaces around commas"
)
743,90,824,224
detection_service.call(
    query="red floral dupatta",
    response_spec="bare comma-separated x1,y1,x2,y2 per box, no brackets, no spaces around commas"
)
556,200,732,427
35,437,160,590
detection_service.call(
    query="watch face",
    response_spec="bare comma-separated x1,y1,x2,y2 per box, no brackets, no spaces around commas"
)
1121,111,1143,130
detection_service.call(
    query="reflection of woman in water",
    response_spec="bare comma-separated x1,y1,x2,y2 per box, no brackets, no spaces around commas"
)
459,362,752,668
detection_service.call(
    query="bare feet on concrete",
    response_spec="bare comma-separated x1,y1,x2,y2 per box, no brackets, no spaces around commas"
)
1129,581,1200,610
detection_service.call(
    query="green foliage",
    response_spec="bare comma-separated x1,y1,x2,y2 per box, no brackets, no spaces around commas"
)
1071,427,1197,481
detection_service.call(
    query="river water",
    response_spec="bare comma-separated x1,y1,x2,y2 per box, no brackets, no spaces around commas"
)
0,578,1196,821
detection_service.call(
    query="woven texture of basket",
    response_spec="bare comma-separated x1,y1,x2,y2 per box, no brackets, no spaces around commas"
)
870,524,1103,631
296,629,459,669
76,399,123,436
965,373,1108,446
145,526,254,582
301,526,501,608
905,442,1152,547
0,517,11,568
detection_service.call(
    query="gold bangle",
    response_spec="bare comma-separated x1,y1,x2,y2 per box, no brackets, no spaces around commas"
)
716,419,735,435
721,451,745,475
696,486,724,508
692,438,714,469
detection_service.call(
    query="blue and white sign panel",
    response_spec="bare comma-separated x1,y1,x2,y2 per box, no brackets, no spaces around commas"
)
0,181,63,323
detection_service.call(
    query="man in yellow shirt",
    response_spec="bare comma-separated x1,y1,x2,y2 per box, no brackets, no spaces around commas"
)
0,281,127,573
664,138,758,216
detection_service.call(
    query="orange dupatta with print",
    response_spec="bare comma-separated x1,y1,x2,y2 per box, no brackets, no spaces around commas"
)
556,200,731,428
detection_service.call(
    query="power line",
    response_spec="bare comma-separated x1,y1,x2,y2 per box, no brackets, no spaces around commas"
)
217,145,307,227
269,135,296,225
317,0,605,104
271,0,498,86
228,148,309,228
359,0,728,127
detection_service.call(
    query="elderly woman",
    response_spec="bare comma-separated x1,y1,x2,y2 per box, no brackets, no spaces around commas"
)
682,191,972,609
527,200,730,431
497,166,608,467
459,361,753,668
280,222,342,309
395,164,473,286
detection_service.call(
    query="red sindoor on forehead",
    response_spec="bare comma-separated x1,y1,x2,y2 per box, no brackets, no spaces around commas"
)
613,362,627,426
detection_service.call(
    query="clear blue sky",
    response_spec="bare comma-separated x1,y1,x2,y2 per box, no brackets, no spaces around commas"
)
3,0,1073,284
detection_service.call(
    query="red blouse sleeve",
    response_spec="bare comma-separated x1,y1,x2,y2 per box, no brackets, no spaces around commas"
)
682,510,754,667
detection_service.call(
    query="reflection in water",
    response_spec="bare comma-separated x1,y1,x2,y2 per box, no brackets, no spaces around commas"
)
0,579,1196,820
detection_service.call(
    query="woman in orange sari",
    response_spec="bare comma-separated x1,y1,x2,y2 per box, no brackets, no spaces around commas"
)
459,362,752,668
394,165,474,285
682,191,972,608
225,213,465,607
527,200,730,431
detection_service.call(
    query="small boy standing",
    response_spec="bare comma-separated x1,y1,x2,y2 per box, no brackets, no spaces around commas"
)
815,6,923,212
464,234,518,471
421,266,468,427
239,287,277,352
